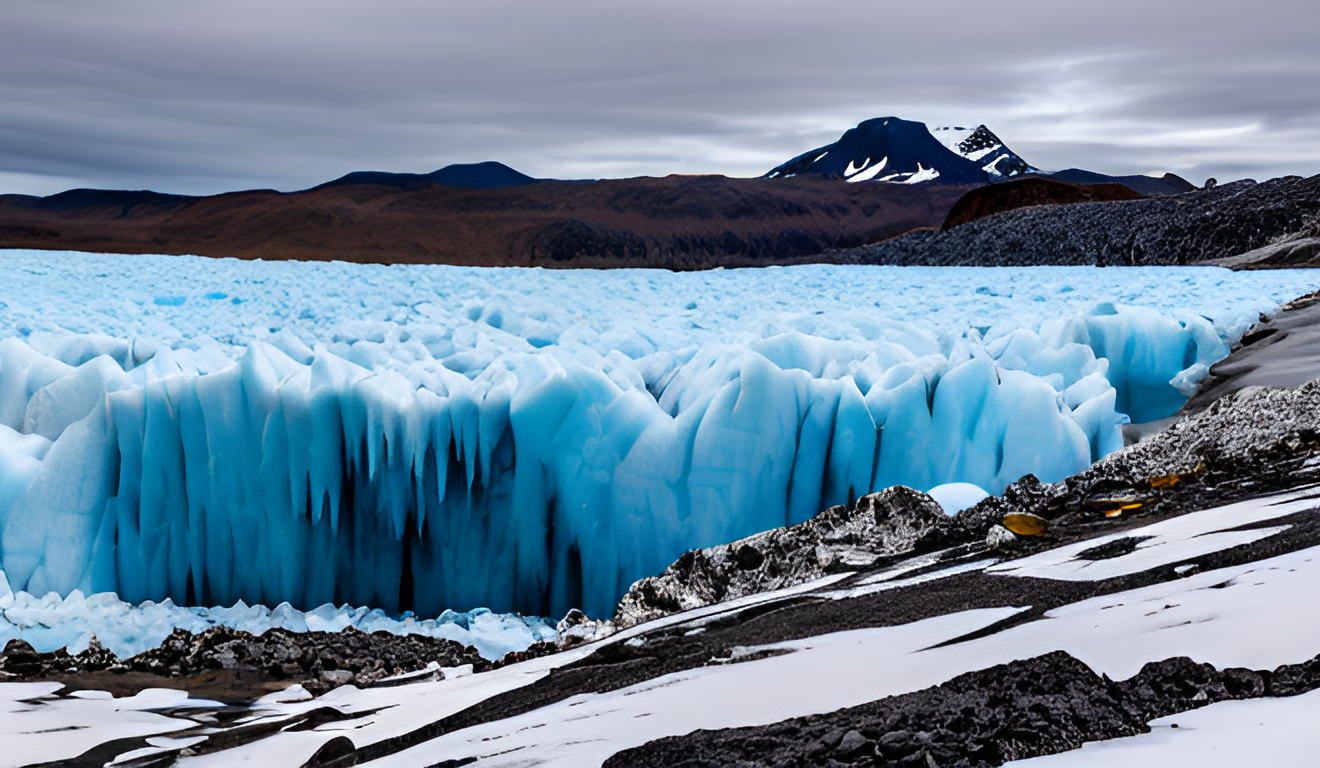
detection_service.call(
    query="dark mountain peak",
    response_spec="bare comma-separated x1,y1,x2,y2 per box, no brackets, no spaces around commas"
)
429,161,539,189
315,161,539,191
764,117,994,185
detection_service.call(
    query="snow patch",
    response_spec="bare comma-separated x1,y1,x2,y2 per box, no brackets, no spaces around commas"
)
927,482,990,515
846,156,888,183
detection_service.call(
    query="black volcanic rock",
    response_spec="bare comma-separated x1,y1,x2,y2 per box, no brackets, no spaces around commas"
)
843,174,1320,267
605,650,1315,768
765,117,991,185
942,177,1144,229
0,626,488,697
613,485,958,628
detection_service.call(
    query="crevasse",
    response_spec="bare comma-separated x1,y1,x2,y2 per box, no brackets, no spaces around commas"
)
0,304,1225,619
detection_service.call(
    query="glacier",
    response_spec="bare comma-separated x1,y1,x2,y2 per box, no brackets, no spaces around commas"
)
1,250,1318,620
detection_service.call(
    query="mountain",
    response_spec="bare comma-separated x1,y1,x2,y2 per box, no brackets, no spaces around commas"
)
766,118,1197,195
314,160,539,191
764,116,990,184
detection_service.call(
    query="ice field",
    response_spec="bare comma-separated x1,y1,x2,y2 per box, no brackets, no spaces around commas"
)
1,250,1318,622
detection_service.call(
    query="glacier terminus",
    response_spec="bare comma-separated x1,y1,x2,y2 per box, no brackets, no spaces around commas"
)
0,250,1316,622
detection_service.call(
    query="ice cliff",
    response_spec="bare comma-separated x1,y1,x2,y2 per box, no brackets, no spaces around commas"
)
0,253,1313,619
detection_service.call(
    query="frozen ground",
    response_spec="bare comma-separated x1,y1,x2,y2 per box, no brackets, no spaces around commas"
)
4,488,1314,767
1,251,1318,622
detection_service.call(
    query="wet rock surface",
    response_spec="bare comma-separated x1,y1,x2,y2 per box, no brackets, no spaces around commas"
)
603,650,1320,768
838,174,1320,267
0,625,487,698
1181,290,1320,411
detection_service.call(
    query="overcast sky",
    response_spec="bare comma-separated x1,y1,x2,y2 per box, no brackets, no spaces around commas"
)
2,0,1318,196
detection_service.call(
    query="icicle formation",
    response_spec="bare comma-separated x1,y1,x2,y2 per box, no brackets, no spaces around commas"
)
0,305,1225,618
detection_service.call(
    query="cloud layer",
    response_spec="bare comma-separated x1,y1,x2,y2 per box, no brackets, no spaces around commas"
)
2,0,1318,195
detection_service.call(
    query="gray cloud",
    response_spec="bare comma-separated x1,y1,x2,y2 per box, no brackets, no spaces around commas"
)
1,0,1317,195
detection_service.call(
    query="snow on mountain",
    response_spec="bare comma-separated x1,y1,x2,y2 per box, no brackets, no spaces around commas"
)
0,250,1315,624
767,119,1195,194
765,117,1039,185
764,117,991,184
929,124,1040,178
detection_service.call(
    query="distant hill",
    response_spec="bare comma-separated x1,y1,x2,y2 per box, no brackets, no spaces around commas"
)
1039,168,1195,196
315,161,540,191
0,134,1210,269
0,174,971,269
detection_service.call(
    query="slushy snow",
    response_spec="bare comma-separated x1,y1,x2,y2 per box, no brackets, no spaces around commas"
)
1,251,1317,621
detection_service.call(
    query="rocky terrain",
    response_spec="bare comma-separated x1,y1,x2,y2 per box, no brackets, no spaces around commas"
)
606,651,1320,767
608,366,1320,631
0,626,497,702
939,178,1144,229
0,175,969,269
613,487,958,629
842,174,1320,267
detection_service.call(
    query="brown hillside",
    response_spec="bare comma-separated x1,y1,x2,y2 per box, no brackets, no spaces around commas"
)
0,176,972,270
942,177,1143,230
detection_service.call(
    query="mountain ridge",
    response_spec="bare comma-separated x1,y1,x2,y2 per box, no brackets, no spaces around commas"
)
764,116,1196,195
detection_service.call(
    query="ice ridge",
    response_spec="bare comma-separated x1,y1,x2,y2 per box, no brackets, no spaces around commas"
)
0,307,1229,620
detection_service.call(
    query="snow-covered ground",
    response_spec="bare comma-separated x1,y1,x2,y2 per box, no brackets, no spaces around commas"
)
3,488,1314,766
1006,689,1320,768
2,251,1318,622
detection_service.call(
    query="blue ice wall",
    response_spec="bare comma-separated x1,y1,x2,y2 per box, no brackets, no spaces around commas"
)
0,304,1228,618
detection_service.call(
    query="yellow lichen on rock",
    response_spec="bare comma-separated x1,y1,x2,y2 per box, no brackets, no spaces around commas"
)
1002,512,1048,536
1102,502,1143,518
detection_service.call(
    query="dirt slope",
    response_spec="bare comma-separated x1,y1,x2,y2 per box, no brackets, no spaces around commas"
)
0,176,971,269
